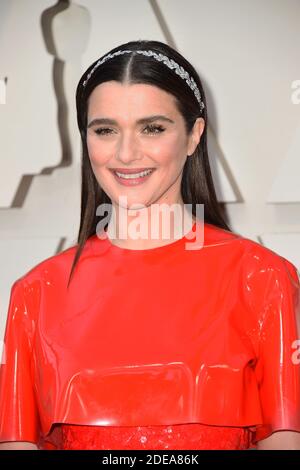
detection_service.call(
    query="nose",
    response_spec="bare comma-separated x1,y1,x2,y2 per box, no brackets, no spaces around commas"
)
115,130,142,164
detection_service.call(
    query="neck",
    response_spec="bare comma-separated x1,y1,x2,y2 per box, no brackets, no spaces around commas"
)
105,202,196,250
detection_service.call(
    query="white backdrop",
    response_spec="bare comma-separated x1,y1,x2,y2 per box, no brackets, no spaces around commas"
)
1,0,300,339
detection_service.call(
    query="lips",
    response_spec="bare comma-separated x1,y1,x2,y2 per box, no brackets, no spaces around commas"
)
109,168,155,175
110,168,156,186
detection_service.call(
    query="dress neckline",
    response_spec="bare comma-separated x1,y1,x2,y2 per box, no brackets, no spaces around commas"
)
94,219,202,255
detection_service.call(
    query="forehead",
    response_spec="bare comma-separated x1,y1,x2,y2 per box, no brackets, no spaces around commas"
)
87,81,178,115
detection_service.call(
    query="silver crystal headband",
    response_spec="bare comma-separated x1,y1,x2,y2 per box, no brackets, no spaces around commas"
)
82,49,205,113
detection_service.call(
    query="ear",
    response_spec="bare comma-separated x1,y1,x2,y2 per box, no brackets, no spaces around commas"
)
187,117,205,156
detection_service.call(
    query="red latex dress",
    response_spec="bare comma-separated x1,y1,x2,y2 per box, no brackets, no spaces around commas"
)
0,221,300,450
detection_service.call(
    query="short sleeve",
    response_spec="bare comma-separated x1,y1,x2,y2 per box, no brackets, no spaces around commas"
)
251,254,300,442
0,279,41,444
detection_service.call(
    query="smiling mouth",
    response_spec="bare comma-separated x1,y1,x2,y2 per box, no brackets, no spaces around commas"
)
114,169,154,179
110,168,156,185
109,167,155,174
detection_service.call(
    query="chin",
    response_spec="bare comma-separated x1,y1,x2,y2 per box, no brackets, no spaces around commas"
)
113,196,151,212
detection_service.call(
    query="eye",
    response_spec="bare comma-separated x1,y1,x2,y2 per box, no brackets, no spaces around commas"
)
94,127,114,136
93,125,165,136
143,124,165,135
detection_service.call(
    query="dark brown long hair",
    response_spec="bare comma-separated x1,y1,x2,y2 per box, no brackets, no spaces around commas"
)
68,39,231,287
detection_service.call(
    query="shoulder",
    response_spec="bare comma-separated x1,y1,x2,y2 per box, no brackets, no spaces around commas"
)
12,236,94,290
237,234,299,288
203,223,299,302
204,222,298,276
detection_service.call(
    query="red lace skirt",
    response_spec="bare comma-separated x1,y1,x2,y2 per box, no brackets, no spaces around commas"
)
42,423,255,450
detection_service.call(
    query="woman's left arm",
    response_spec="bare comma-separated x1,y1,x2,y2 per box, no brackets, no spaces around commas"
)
257,431,300,450
244,249,300,447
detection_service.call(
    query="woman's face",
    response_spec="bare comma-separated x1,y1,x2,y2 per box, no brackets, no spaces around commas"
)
86,81,204,212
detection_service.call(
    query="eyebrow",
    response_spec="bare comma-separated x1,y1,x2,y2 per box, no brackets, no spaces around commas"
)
87,115,175,128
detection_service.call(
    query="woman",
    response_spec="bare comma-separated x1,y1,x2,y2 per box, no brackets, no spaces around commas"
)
0,39,300,450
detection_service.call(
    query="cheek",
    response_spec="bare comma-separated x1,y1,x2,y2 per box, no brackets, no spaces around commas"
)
87,138,111,166
148,135,185,165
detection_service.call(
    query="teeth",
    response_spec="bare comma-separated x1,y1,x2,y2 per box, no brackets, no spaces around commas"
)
115,169,153,179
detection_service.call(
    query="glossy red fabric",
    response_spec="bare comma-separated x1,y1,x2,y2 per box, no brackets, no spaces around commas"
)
0,220,300,450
